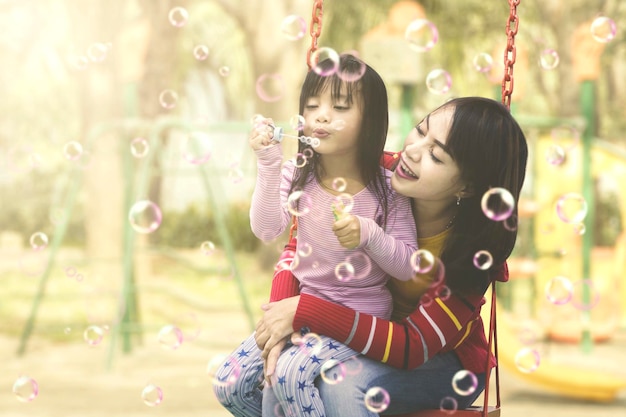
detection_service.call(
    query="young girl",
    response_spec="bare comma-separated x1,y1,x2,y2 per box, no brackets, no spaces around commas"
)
213,54,418,417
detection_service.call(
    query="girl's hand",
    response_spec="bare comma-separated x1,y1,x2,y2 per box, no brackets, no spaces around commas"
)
332,214,361,249
249,117,277,151
254,296,300,356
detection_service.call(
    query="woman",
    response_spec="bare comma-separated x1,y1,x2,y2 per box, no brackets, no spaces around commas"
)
255,96,528,416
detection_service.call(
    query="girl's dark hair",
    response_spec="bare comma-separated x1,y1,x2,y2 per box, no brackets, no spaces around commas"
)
289,54,391,226
436,97,528,295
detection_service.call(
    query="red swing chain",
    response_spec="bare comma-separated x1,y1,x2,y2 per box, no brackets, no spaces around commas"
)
502,0,520,109
306,0,324,70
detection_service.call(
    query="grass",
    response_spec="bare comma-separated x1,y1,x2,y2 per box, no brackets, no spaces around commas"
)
0,245,276,346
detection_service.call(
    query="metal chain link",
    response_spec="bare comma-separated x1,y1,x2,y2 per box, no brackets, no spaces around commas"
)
502,0,520,109
307,0,324,70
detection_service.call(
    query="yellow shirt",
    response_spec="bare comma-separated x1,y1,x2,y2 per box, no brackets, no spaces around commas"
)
387,228,451,321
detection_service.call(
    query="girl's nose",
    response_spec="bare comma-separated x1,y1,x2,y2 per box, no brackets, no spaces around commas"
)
315,106,330,123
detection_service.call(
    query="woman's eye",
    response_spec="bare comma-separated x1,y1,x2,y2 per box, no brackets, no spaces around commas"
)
429,148,442,163
416,125,425,136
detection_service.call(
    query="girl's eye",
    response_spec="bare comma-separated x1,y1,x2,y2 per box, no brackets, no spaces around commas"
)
334,104,349,110
305,104,318,109
429,147,442,164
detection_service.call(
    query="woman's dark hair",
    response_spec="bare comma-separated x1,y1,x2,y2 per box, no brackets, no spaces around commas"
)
289,54,391,226
436,97,528,295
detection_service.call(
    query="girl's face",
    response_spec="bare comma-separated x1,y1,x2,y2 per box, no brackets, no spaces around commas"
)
391,106,467,202
302,84,362,158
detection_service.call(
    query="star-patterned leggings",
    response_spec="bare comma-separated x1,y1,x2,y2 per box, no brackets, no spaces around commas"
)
213,332,358,417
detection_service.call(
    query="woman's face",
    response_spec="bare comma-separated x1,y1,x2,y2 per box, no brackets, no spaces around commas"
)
391,106,467,203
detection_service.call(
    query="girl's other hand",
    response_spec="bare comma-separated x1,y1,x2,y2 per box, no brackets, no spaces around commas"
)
332,214,361,249
249,117,277,151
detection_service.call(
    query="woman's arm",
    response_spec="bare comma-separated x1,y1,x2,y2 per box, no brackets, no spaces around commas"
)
291,264,508,370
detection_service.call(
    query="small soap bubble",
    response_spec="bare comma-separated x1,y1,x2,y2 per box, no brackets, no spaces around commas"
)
87,42,109,62
472,52,493,73
481,187,515,221
555,193,587,224
130,137,149,158
573,222,586,235
405,19,439,53
346,252,373,280
332,193,354,217
207,354,241,387
514,347,540,373
63,141,83,161
310,47,340,76
141,383,163,406
287,190,312,217
193,45,209,60
64,327,72,335
157,324,184,350
425,69,452,95
410,249,435,274
159,89,178,110
452,370,478,396
545,144,566,166
128,200,162,234
320,359,346,385
571,279,601,311
439,396,458,414
335,261,355,282
302,148,314,159
83,325,105,346
473,250,493,270
218,66,230,77
539,48,560,70
545,275,574,305
290,114,305,131
338,59,366,82
343,356,363,375
29,232,48,251
12,376,39,402
228,168,244,184
364,387,390,413
294,153,308,168
280,15,307,41
435,285,451,301
64,266,77,278
293,332,324,356
332,177,347,192
200,241,216,255
590,16,616,43
182,131,212,164
256,73,285,103
298,242,313,257
168,7,188,27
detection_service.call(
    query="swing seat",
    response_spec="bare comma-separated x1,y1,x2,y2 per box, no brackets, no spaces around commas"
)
390,405,501,417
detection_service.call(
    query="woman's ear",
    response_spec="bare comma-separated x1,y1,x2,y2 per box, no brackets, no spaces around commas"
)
459,183,475,198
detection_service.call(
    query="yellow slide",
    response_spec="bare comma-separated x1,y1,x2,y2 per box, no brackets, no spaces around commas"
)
497,307,626,402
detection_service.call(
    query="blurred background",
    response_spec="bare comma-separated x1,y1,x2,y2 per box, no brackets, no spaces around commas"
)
1,0,625,416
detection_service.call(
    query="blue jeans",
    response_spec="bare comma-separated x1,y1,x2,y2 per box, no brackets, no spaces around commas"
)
313,350,486,417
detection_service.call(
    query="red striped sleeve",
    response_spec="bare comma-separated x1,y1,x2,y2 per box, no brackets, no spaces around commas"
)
294,265,510,371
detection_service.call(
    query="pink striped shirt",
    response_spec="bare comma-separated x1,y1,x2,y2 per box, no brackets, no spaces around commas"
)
250,145,417,319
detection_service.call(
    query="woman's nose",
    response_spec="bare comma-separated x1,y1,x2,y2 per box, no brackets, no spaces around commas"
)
404,141,422,162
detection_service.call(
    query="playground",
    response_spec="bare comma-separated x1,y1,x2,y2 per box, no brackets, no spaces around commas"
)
2,0,626,416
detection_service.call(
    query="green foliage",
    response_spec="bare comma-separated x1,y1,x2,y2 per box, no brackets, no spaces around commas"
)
154,202,259,252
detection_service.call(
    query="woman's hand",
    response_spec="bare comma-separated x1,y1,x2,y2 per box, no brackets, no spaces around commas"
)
255,296,300,356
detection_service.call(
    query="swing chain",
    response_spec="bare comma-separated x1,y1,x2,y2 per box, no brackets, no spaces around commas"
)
307,0,324,70
502,0,520,109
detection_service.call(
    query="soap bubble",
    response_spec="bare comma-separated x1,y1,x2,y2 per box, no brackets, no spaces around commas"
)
514,347,540,373
410,249,435,274
481,187,515,221
168,7,188,27
545,144,566,166
472,52,493,73
426,69,452,95
141,383,163,406
83,325,105,346
12,376,39,402
364,386,390,413
545,275,574,305
130,137,149,158
159,89,178,109
309,47,340,76
193,45,209,60
256,73,285,103
452,370,478,396
287,190,312,217
157,324,184,350
539,48,560,70
555,193,587,224
320,359,346,385
128,200,162,234
280,15,307,41
473,250,493,270
590,16,616,43
29,232,49,251
405,19,438,53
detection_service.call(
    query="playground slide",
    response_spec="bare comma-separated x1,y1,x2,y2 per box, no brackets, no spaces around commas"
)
497,307,626,402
